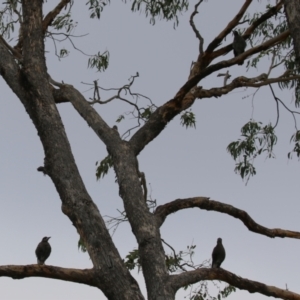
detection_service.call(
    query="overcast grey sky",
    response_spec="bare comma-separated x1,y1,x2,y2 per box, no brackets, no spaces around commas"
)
1,1,299,299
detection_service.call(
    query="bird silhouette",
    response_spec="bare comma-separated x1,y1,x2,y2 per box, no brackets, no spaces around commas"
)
212,237,226,268
35,237,51,265
232,31,247,65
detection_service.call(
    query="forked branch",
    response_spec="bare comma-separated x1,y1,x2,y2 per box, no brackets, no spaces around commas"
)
154,197,300,239
206,0,252,53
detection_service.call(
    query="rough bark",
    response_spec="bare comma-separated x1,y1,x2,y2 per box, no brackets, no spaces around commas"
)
284,0,300,62
0,1,300,300
4,1,145,299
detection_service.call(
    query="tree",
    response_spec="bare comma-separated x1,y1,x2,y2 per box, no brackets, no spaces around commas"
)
284,0,300,62
1,0,300,299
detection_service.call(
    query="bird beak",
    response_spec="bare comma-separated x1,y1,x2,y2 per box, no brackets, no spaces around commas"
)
47,237,51,241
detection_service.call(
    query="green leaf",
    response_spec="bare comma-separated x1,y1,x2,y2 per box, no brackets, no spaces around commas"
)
96,155,114,180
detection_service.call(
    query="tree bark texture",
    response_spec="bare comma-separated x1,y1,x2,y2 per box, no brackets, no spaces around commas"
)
284,0,300,63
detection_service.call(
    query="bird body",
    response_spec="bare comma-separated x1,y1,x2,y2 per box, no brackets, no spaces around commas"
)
212,238,225,268
232,31,246,65
35,237,51,265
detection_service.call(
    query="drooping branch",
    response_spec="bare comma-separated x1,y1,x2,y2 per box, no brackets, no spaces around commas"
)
0,265,97,287
154,197,300,239
168,268,300,300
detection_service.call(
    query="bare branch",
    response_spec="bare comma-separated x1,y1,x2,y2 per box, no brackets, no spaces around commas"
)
0,265,97,287
194,73,300,99
206,0,252,53
168,268,300,300
211,1,284,59
52,85,121,149
154,197,300,239
189,0,205,54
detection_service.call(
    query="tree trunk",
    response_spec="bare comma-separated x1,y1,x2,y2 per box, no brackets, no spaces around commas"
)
284,0,300,62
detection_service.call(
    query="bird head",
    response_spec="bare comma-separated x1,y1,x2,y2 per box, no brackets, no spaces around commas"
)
233,31,239,37
217,237,222,244
42,237,51,242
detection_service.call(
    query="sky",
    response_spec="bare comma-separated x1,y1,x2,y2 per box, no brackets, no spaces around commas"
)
1,0,300,299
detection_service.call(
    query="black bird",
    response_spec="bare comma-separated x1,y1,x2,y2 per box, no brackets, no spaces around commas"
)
232,31,247,65
212,238,226,268
35,237,51,265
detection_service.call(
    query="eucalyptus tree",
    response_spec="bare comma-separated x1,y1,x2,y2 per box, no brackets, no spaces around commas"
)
0,1,300,300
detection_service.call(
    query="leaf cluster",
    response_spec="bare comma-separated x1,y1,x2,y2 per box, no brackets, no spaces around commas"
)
129,0,188,26
95,154,113,180
227,121,277,180
86,0,110,19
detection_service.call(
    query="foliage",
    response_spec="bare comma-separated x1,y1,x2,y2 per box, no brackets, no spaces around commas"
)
124,249,141,271
95,154,114,180
181,109,196,129
288,130,300,159
51,13,76,33
78,237,87,253
129,0,189,27
227,121,277,181
88,51,110,72
86,0,110,19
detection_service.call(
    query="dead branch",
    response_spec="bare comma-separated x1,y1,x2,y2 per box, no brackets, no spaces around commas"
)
212,1,284,59
154,197,300,239
169,268,300,300
0,264,97,286
189,0,205,55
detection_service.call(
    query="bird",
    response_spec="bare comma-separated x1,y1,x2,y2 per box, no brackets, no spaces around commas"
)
211,238,226,268
232,30,247,65
35,237,51,265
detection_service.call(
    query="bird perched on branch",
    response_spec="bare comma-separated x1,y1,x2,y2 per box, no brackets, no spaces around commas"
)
35,237,51,265
212,238,226,268
232,30,246,65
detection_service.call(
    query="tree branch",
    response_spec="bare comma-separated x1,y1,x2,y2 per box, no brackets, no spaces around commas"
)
206,0,252,53
52,85,121,151
129,31,289,156
211,1,284,59
169,268,300,300
189,0,205,55
154,197,300,239
42,0,71,34
0,265,97,287
194,73,300,99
